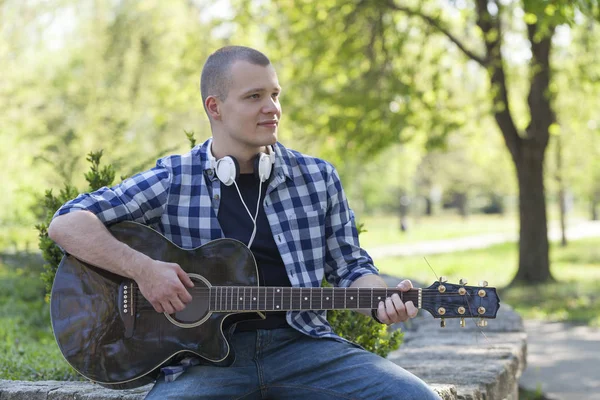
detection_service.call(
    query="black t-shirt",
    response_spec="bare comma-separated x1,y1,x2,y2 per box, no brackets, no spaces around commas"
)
217,173,291,330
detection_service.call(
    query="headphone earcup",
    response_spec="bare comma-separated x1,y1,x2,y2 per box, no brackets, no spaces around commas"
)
215,156,239,186
254,152,273,183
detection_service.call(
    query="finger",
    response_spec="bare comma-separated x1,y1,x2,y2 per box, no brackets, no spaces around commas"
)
396,279,413,292
385,297,400,321
178,287,193,304
390,293,408,321
161,302,176,315
405,301,418,318
153,302,164,314
377,301,390,324
177,268,195,288
170,298,187,313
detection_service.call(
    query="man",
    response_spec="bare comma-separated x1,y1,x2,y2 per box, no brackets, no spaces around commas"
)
49,46,440,399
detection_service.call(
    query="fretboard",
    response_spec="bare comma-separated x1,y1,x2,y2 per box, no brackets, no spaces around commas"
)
208,286,421,312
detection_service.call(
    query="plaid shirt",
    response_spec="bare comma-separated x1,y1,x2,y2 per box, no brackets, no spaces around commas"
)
54,139,378,341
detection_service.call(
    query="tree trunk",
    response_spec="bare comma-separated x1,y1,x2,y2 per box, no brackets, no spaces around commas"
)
555,134,568,246
512,141,553,283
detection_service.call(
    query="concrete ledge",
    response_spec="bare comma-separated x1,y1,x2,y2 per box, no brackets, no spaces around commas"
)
0,306,525,400
390,304,526,399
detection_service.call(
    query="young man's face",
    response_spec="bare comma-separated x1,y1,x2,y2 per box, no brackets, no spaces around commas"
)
216,60,282,150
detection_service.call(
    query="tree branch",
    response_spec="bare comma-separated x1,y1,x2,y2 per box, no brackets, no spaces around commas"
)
385,0,487,66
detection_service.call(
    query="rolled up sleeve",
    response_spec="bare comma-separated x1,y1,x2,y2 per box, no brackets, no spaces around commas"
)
323,166,378,288
53,160,171,226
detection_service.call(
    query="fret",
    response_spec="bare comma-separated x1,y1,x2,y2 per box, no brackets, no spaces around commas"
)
219,287,222,311
344,287,347,309
324,287,333,309
279,287,283,311
264,287,269,311
309,287,313,310
231,287,235,311
226,287,229,311
370,288,373,309
272,287,275,311
356,287,360,308
236,287,240,311
248,286,252,310
283,287,291,310
265,287,270,311
259,287,264,311
320,287,323,310
209,287,214,311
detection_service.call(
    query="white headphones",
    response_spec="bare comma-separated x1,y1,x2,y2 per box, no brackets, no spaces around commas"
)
206,139,276,249
207,140,275,186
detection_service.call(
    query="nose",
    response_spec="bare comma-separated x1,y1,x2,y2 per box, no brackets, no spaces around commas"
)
262,97,281,116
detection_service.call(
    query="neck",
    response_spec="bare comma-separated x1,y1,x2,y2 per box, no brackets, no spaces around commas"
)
210,138,267,174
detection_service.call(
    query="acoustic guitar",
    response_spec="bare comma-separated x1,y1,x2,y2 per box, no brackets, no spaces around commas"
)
50,221,500,389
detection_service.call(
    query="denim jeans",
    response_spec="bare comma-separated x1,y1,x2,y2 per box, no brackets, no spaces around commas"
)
145,328,440,400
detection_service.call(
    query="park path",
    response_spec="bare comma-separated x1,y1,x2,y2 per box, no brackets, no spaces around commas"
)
368,219,600,400
367,219,600,259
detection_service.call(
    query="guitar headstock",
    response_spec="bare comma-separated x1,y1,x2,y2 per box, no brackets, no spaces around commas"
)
420,278,500,327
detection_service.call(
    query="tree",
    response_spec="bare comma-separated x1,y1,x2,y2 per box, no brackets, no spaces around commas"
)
233,0,600,284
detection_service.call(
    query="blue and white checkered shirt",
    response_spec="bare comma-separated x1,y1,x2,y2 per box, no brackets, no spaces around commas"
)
54,138,378,341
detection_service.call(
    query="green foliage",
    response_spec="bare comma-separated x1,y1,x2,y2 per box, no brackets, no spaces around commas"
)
83,150,116,192
328,308,404,357
36,151,116,301
185,129,197,149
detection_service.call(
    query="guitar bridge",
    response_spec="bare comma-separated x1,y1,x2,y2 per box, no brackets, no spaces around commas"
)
119,281,135,338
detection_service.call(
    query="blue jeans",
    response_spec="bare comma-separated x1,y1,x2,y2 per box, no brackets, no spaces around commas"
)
145,328,440,399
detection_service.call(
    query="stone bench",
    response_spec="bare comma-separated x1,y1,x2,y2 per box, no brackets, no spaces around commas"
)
390,304,526,399
0,305,525,400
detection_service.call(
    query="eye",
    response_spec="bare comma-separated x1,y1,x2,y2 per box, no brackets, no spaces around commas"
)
272,92,280,99
248,93,260,99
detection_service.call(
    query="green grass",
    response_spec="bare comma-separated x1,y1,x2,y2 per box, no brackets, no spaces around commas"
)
0,252,82,381
358,213,519,248
375,238,600,326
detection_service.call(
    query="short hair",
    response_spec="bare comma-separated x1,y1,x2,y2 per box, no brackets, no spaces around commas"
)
200,46,271,114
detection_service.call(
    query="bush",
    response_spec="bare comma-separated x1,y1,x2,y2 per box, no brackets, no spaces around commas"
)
36,150,115,300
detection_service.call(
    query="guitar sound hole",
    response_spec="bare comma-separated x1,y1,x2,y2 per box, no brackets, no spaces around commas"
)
170,275,210,325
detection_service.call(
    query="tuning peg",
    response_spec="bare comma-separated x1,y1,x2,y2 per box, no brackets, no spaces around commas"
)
459,278,468,286
479,280,488,287
440,318,446,328
460,318,466,328
438,276,448,283
477,318,488,327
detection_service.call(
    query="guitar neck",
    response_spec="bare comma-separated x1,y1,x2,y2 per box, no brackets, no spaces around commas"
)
207,286,421,312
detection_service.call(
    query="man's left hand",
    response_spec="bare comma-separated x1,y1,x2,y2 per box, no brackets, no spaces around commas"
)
374,279,418,324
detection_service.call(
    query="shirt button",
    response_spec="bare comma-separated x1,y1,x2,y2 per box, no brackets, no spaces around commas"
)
207,170,214,176
214,194,220,200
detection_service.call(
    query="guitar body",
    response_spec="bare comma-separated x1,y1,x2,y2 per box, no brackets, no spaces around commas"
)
50,221,261,388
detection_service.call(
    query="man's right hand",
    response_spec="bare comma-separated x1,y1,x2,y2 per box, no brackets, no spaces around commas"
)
135,260,195,315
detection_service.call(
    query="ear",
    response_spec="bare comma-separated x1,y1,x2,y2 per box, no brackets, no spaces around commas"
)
205,96,221,121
